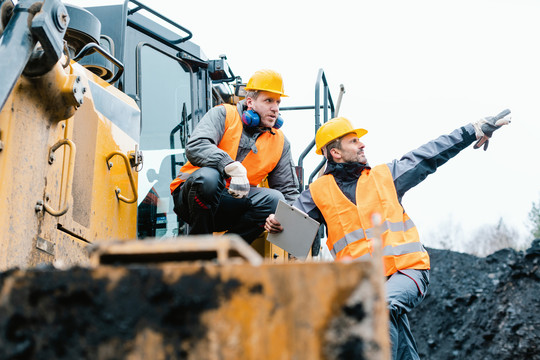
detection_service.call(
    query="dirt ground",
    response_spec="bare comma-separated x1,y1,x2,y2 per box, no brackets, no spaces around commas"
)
409,239,540,360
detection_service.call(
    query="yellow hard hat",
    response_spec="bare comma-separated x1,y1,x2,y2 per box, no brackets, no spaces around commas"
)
245,69,288,97
315,117,368,155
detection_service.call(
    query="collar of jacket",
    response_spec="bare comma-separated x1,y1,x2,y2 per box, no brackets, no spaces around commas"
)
324,160,370,181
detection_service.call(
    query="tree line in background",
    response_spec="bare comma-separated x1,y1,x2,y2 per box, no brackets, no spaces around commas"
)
529,195,540,239
427,194,540,257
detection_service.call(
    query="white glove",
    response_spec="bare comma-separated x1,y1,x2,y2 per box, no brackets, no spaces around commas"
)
472,109,511,151
224,161,250,198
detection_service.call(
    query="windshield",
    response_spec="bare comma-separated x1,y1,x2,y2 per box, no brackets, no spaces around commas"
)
137,44,192,239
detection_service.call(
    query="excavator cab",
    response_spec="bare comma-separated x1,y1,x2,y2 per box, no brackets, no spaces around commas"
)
76,1,240,239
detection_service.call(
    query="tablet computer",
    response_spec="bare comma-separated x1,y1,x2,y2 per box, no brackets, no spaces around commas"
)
267,200,320,260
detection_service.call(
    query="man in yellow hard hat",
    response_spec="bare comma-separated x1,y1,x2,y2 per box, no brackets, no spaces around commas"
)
265,111,511,359
170,69,299,243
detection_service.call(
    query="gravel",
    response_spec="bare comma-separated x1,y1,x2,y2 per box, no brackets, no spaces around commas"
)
409,239,540,360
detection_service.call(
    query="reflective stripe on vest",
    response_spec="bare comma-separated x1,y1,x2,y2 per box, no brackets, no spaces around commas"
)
170,104,285,193
329,219,417,258
310,164,430,276
344,242,427,265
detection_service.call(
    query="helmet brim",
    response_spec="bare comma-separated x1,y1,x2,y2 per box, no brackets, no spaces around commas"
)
244,88,288,97
315,128,368,155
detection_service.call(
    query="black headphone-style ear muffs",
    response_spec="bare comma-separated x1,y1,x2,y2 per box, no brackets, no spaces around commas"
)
242,110,283,129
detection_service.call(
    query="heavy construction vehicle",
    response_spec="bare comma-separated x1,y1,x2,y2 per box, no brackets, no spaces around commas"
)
0,0,389,358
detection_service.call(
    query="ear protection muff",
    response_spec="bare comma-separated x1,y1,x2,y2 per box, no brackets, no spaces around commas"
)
242,110,284,129
273,115,283,129
241,109,260,127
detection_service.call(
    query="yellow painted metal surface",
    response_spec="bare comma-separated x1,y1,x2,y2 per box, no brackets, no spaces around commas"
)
80,236,388,359
0,258,390,359
0,59,139,270
251,232,293,263
67,77,138,244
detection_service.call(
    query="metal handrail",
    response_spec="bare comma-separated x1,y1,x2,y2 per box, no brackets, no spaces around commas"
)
308,158,328,186
42,139,76,217
127,0,193,45
106,151,138,204
73,42,124,84
304,83,345,188
296,69,335,191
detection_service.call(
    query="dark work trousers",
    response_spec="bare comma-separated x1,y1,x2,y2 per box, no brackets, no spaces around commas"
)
386,269,430,360
172,167,285,243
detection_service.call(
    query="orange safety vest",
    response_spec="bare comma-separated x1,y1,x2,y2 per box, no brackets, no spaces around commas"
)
310,164,430,276
170,104,285,193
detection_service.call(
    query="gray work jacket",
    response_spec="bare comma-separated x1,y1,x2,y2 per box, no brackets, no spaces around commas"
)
185,101,300,204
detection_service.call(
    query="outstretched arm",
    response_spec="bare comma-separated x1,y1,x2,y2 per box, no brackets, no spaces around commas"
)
388,109,511,201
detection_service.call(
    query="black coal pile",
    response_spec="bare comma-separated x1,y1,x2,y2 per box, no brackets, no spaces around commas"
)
409,239,540,360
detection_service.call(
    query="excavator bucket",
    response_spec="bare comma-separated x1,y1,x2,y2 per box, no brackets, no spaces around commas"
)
0,235,390,359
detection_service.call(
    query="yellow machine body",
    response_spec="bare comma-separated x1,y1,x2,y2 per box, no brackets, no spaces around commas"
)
0,59,139,270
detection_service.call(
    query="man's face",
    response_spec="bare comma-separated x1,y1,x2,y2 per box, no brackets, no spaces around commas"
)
247,91,281,128
332,133,367,164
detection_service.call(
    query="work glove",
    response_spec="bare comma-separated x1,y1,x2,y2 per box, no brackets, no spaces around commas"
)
472,109,511,151
224,161,250,198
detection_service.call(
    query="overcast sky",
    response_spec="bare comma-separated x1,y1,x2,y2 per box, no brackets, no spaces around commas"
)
70,0,540,250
